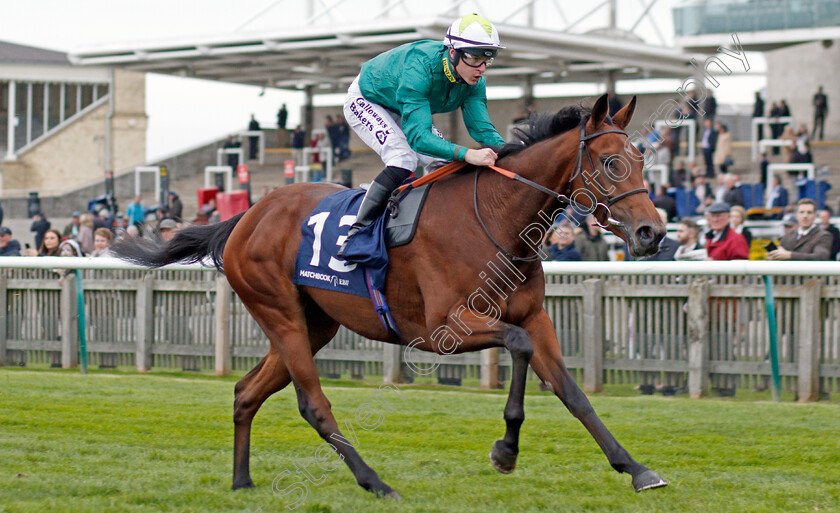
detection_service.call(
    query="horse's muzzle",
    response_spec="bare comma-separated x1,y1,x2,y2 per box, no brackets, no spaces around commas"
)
630,224,665,257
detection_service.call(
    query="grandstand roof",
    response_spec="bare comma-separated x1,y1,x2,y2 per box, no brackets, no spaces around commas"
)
0,40,69,66
69,17,695,93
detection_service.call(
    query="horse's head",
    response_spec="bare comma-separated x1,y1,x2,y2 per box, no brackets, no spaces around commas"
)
565,94,665,257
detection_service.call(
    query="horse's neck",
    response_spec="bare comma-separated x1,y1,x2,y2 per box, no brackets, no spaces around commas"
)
483,136,576,246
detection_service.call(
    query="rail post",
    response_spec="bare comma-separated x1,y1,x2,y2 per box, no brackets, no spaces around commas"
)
60,273,79,368
215,276,232,376
582,278,604,393
687,278,710,398
797,279,822,402
136,274,154,372
0,275,7,366
480,348,499,390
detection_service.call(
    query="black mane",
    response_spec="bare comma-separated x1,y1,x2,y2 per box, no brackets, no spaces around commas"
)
497,105,593,159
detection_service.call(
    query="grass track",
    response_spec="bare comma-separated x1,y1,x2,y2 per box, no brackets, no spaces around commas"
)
1,368,839,513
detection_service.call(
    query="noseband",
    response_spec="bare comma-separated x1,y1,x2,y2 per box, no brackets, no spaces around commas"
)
571,124,650,228
474,122,649,262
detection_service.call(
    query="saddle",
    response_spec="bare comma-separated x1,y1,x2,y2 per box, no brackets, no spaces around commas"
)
384,184,432,248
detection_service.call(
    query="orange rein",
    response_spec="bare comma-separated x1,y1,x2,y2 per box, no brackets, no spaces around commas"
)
396,161,516,192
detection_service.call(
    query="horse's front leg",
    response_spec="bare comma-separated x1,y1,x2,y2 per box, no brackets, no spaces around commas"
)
523,311,667,492
414,317,532,473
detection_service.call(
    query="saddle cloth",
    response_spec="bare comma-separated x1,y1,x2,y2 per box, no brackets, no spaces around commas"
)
293,184,431,298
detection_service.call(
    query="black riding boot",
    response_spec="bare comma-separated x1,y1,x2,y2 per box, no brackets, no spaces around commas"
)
336,181,394,258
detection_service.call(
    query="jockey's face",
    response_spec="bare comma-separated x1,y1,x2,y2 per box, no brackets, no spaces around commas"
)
449,49,485,85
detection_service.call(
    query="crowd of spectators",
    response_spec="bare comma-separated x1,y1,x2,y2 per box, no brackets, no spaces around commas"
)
0,191,187,259
537,87,836,264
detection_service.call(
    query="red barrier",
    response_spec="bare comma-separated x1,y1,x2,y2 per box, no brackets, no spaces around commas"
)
197,187,218,210
216,190,250,221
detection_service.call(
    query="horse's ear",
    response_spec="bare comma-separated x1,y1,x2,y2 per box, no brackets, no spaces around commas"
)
612,95,637,130
587,94,609,130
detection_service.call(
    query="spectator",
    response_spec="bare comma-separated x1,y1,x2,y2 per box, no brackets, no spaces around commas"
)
56,239,83,285
77,213,95,255
63,212,81,239
652,185,677,222
159,219,180,242
713,122,732,174
692,173,713,214
90,228,114,257
674,219,707,260
291,126,306,166
336,114,351,161
574,215,609,261
126,196,145,228
813,86,828,141
0,227,21,256
94,208,110,230
641,208,679,261
256,185,271,203
759,151,770,188
653,126,672,169
765,174,789,211
168,191,183,222
607,92,623,117
791,124,812,164
247,114,261,160
729,205,752,247
722,174,744,208
277,103,288,130
670,160,687,189
703,89,717,123
542,222,581,261
767,199,832,260
780,125,796,163
25,228,61,256
782,212,798,235
769,101,783,154
30,212,51,250
700,118,717,177
325,114,341,160
705,202,749,260
223,134,241,173
0,201,4,226
818,209,840,260
753,91,765,141
201,197,217,216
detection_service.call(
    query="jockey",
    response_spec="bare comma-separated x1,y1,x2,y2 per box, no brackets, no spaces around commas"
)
337,13,506,256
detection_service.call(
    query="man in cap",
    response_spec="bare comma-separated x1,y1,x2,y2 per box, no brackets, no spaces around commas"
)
0,227,22,256
159,219,180,242
63,212,81,239
767,198,832,260
705,202,749,260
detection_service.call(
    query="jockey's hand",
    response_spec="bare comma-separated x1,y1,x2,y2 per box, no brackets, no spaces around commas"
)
465,148,498,167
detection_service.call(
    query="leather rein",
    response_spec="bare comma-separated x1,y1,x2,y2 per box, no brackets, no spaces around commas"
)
392,123,649,263
474,124,649,262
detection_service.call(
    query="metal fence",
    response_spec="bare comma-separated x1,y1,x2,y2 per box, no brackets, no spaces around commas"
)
1,259,839,400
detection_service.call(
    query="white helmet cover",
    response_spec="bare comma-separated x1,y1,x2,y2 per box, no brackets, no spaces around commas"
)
443,14,504,53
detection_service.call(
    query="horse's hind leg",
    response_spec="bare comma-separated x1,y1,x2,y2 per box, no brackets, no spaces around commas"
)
524,311,667,492
233,351,290,489
232,302,338,490
247,302,397,498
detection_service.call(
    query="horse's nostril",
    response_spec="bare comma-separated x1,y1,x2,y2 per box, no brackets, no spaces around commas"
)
636,226,655,245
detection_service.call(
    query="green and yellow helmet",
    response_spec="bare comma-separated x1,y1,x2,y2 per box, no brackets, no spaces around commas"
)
443,13,504,57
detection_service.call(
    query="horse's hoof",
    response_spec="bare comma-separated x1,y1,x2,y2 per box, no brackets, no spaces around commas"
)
489,440,517,474
632,469,668,492
232,478,255,490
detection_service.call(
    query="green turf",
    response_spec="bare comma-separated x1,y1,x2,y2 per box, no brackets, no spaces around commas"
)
1,368,839,513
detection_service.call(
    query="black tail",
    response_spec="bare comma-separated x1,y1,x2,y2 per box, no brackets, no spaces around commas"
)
111,212,246,272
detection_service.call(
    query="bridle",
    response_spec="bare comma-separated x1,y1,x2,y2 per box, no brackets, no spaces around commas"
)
474,122,649,263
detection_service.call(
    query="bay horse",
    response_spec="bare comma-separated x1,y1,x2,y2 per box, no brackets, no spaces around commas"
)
113,94,668,498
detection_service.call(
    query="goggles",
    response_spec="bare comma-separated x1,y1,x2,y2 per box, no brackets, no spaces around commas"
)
459,49,497,68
